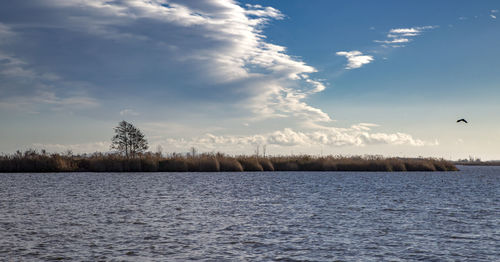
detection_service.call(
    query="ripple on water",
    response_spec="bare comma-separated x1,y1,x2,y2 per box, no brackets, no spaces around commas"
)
0,166,499,261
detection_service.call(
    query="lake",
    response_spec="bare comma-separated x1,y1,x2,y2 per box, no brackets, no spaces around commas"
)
0,166,499,261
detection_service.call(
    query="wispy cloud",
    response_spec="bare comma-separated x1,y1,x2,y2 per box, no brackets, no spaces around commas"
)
490,9,498,19
245,4,284,19
32,141,110,154
487,9,498,19
0,23,15,44
336,51,374,69
374,38,410,44
0,91,98,113
375,26,437,48
0,49,98,113
120,109,139,116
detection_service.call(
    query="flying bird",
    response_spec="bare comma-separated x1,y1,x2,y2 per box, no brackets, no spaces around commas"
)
457,118,468,123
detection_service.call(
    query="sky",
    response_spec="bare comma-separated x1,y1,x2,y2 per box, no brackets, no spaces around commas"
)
0,0,499,160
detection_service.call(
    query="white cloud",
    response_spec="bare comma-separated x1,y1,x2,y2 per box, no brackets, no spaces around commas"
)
245,4,284,19
482,10,498,20
374,38,410,44
375,25,437,48
336,51,374,69
36,0,329,123
306,78,326,92
154,124,436,153
389,26,436,35
390,28,419,34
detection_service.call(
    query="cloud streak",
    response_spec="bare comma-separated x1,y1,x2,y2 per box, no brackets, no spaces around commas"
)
375,26,437,48
32,141,110,154
0,29,98,113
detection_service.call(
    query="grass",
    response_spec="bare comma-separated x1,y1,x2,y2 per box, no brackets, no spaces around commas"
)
0,149,458,172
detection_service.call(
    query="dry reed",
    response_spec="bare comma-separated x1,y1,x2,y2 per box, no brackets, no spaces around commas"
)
0,150,458,172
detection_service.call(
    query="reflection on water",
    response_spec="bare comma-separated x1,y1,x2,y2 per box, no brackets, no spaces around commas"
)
0,166,499,261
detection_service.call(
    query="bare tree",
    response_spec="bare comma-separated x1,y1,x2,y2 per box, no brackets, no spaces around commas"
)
254,144,260,157
156,145,163,157
189,147,197,158
111,120,148,157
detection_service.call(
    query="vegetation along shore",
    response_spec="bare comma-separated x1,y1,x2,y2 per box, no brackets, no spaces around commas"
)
0,150,458,173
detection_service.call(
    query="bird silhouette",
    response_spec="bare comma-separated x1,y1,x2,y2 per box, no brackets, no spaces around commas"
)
457,118,468,123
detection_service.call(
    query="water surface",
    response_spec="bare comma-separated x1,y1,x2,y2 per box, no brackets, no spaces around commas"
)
1,166,499,261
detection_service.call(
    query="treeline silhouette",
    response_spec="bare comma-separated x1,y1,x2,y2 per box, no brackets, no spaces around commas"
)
0,149,458,172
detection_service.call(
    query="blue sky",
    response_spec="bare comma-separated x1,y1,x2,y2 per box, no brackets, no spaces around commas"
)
0,0,499,159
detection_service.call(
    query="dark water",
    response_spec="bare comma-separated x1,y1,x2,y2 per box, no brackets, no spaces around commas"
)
1,166,499,261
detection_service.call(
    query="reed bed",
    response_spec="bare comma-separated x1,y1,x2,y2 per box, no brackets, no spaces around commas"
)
0,150,458,172
454,160,500,166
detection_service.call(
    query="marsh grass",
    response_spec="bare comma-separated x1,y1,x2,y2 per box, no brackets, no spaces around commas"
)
217,154,244,172
0,150,458,172
237,157,264,171
454,160,500,166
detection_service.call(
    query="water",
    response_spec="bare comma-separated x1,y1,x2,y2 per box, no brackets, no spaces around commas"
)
0,166,499,261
